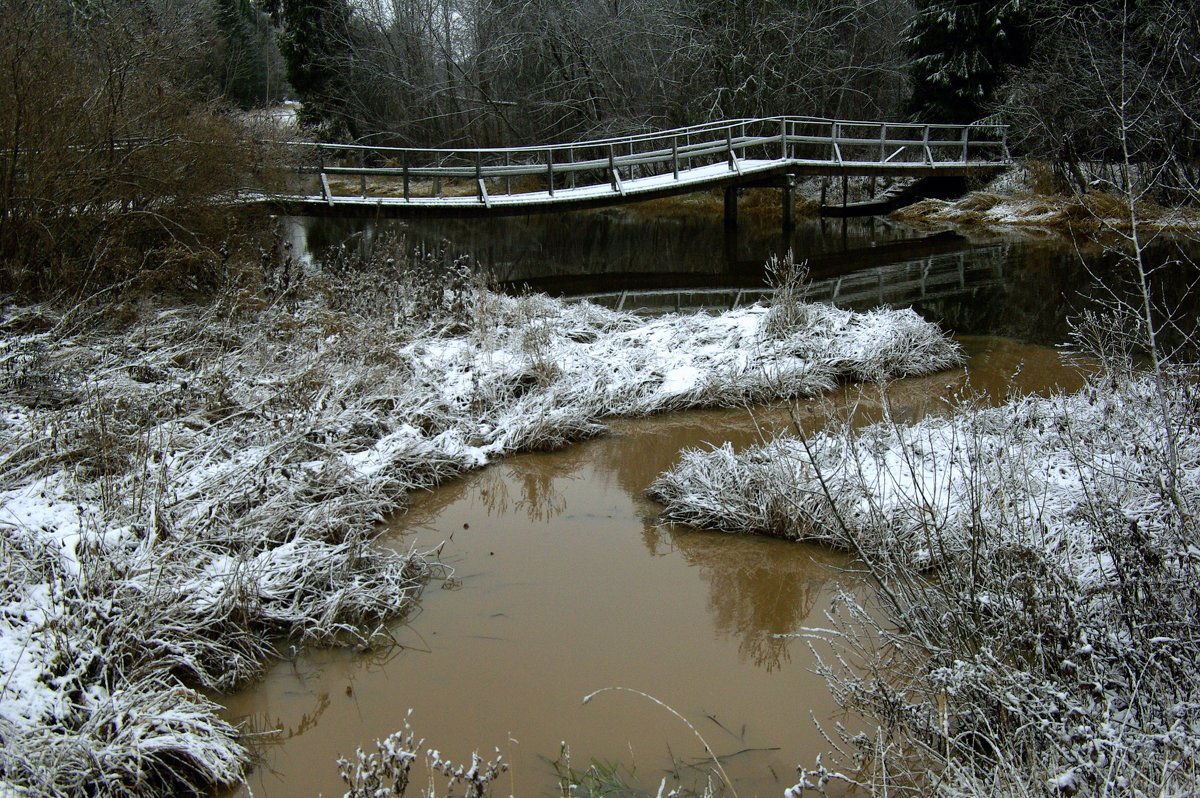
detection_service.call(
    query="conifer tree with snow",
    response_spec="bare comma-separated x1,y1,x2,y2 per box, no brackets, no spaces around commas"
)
277,0,355,136
904,0,1032,123
215,0,285,108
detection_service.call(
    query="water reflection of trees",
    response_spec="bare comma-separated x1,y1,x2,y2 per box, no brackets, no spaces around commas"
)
392,446,590,532
649,524,841,672
486,456,576,523
600,410,794,501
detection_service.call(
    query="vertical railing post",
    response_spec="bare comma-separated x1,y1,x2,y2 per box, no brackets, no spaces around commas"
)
475,151,483,201
359,147,367,197
879,124,887,162
402,153,410,201
960,126,970,162
568,147,576,189
609,144,618,191
726,126,735,171
672,136,679,179
504,151,511,194
546,148,554,196
779,118,787,160
922,125,932,164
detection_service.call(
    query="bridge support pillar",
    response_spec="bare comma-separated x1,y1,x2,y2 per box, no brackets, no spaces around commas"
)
724,186,738,229
781,176,795,233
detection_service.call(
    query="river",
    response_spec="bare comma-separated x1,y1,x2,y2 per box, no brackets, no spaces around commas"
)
222,203,1186,798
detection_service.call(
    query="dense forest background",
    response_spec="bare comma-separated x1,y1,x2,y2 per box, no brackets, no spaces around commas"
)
0,0,1196,289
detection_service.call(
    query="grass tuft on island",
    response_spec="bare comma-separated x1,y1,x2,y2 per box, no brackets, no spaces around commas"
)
0,243,962,796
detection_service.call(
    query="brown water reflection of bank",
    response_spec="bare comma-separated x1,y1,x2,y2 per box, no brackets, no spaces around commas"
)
220,339,1090,798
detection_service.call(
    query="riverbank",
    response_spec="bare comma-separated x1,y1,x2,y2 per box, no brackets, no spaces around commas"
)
651,358,1200,794
890,164,1200,232
0,249,962,796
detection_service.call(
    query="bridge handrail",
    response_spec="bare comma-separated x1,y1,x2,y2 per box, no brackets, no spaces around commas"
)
313,134,786,179
282,115,1008,161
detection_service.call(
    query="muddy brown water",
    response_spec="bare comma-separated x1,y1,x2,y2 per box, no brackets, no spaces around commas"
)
232,204,1196,796
221,334,1090,798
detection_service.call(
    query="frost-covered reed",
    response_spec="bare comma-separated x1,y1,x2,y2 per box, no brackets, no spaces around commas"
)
0,246,959,795
651,368,1200,796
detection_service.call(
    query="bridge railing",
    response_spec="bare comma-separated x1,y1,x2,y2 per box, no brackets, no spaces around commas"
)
284,116,1009,205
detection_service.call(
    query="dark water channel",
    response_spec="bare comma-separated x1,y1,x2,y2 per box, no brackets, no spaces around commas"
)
226,204,1190,797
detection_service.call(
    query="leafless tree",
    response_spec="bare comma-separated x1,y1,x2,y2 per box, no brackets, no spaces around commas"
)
0,0,278,292
1000,0,1200,201
322,0,915,147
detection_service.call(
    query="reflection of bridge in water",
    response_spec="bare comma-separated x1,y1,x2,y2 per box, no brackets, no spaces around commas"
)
567,241,1010,315
266,116,1008,224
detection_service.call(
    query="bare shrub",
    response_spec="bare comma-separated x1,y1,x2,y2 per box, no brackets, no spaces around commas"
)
0,0,285,294
337,715,508,798
762,254,812,339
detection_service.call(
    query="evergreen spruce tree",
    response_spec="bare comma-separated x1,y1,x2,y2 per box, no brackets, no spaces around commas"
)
904,0,1033,123
215,0,280,108
277,0,354,136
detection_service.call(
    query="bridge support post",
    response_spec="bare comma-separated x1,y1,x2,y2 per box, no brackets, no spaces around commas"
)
724,186,738,230
781,175,795,233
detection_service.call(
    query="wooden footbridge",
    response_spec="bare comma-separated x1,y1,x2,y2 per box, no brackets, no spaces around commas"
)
267,116,1009,222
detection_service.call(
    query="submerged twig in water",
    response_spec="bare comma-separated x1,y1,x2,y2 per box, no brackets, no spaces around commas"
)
583,686,740,798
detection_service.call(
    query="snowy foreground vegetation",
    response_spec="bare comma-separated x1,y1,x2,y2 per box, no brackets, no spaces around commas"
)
652,364,1200,795
0,251,960,796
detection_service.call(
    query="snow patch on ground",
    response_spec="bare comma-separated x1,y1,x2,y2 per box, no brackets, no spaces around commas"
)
893,186,1200,232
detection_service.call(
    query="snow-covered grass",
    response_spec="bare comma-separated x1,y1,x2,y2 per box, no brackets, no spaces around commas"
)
891,163,1200,232
892,192,1200,231
0,247,961,796
650,369,1200,796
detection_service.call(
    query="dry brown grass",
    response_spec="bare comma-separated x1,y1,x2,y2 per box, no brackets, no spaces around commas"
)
624,191,725,218
956,191,1006,212
892,184,1199,233
889,199,954,220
